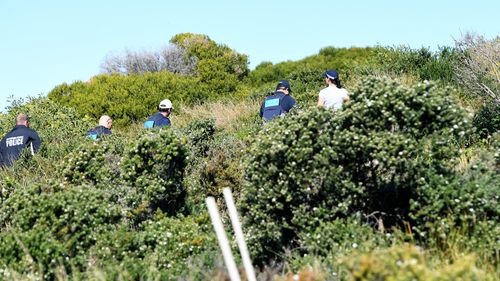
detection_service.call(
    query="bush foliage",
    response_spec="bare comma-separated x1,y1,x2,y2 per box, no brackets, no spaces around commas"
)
240,76,474,263
1,33,499,279
48,33,250,127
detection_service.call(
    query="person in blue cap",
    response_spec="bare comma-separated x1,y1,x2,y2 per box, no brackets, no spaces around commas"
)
259,80,297,122
86,115,113,141
144,99,173,128
317,70,349,110
0,113,41,167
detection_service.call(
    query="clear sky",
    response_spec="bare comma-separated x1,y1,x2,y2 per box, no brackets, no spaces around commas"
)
0,0,498,111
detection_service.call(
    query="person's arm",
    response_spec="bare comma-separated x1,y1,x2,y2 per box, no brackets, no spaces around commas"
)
282,96,296,112
30,132,41,154
317,96,325,107
342,90,350,104
156,118,171,127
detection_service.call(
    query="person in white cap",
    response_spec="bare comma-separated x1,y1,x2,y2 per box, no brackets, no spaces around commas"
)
144,99,173,128
317,70,349,110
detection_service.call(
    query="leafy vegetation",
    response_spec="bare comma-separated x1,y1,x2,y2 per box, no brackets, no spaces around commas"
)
0,32,498,280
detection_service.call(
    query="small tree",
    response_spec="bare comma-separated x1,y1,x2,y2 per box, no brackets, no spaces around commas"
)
101,44,198,75
453,32,500,104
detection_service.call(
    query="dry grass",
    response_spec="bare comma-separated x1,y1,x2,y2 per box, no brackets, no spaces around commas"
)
171,100,261,131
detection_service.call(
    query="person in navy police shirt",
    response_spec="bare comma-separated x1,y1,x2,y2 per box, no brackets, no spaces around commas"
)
144,99,173,128
0,114,41,167
260,80,296,122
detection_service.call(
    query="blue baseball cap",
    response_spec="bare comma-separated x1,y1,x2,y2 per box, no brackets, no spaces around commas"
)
276,80,292,92
322,70,339,80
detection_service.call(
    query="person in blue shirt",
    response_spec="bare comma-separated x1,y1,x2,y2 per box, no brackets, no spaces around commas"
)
144,99,173,128
260,80,297,122
0,114,41,167
86,115,113,140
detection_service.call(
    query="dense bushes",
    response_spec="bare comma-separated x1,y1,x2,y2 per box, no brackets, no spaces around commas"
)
0,97,93,162
1,33,499,279
122,129,188,221
342,245,494,281
248,47,377,87
48,33,250,127
473,102,500,137
374,46,457,83
86,214,219,280
59,135,125,186
48,72,197,127
0,184,122,279
240,76,473,263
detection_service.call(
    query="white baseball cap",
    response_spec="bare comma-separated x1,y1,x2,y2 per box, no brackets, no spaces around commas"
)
159,99,173,109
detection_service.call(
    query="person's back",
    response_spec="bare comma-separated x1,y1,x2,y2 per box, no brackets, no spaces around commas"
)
318,70,349,110
260,80,296,122
86,115,113,140
0,114,41,167
144,112,171,128
318,86,349,110
144,99,173,128
261,92,286,121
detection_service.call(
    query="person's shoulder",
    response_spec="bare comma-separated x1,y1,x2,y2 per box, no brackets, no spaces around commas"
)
283,95,296,105
29,127,41,137
20,126,39,135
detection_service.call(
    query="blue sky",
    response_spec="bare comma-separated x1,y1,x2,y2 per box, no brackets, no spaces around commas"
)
0,0,498,111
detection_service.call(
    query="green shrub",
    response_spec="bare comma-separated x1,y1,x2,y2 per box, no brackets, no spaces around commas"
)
88,213,219,280
48,33,250,127
59,135,126,186
342,244,495,281
374,46,457,83
298,217,389,258
0,97,93,163
48,72,198,127
0,184,122,278
184,133,245,213
121,129,188,222
410,138,500,263
182,118,216,159
0,227,67,280
339,77,470,139
240,76,470,264
473,102,500,138
248,47,377,87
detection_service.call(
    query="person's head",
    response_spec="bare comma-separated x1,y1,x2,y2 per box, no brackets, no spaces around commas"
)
158,99,173,116
275,80,292,94
322,70,342,88
16,114,30,127
98,115,113,129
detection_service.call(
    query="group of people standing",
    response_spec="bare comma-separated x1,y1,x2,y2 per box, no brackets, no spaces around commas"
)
1,69,347,167
0,100,174,168
260,69,349,121
85,98,174,140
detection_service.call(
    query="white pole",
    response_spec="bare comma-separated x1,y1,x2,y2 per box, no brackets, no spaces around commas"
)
223,188,257,281
206,197,241,281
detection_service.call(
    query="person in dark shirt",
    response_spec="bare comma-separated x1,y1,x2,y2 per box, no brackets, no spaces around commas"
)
86,115,113,140
0,114,41,167
260,80,297,122
144,99,173,128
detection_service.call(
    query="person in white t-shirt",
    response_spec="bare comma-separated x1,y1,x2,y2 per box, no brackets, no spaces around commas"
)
317,70,349,110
